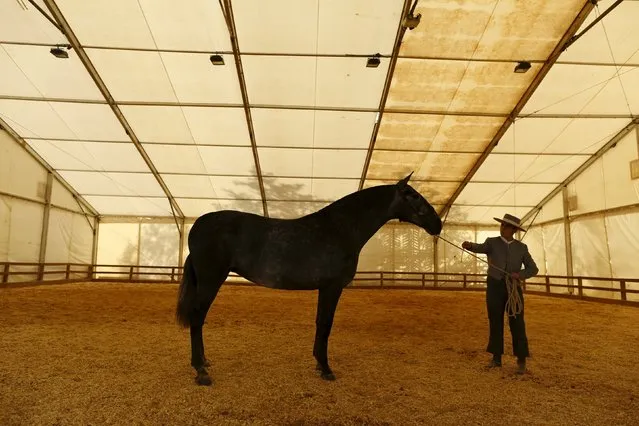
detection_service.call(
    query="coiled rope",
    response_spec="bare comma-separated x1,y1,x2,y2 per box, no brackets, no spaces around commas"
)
436,235,523,317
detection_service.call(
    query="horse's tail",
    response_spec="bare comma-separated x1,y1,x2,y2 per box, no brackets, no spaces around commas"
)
176,254,196,328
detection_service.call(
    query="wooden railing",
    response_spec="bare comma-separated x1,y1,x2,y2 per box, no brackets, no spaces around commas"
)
2,262,638,306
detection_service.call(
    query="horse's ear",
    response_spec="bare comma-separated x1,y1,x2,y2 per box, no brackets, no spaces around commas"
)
397,171,413,188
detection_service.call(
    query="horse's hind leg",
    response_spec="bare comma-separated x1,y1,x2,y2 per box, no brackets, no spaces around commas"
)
190,264,227,386
313,284,344,380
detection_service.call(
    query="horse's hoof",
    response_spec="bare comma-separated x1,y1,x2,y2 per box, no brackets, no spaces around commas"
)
315,362,322,371
195,372,212,386
321,371,336,381
203,359,211,368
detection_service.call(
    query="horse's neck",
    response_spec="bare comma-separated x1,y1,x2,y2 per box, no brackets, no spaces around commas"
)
318,186,395,250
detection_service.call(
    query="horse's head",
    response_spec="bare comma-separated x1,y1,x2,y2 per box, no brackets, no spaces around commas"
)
390,172,442,236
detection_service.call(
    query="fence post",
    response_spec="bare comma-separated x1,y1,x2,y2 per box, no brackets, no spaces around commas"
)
620,280,627,301
577,277,583,297
380,272,384,288
65,263,71,280
463,274,467,289
545,276,550,294
88,264,94,280
421,273,425,288
2,263,9,283
171,267,175,282
129,266,134,281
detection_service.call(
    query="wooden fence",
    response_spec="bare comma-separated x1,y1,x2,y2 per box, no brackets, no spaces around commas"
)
2,261,638,306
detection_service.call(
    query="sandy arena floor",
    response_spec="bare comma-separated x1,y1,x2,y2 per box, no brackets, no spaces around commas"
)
0,282,638,425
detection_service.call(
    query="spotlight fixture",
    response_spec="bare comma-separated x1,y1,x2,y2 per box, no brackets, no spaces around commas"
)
402,12,421,30
50,45,70,59
514,61,531,73
209,54,224,66
366,57,380,68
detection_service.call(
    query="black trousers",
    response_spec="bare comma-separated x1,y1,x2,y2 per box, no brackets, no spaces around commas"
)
486,276,529,359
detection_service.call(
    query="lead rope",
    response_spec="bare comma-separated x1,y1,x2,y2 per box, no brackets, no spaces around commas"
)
436,235,523,317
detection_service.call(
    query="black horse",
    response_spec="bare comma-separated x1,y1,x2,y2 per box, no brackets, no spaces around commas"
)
176,172,442,385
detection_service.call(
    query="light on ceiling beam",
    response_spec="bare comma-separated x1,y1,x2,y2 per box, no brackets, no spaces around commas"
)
209,54,225,66
514,61,531,73
50,46,69,59
402,12,421,30
366,56,381,68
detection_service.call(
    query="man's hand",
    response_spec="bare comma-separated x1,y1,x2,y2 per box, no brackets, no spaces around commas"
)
462,241,472,250
510,272,520,281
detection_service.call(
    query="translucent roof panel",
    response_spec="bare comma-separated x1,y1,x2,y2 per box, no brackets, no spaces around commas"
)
58,171,164,197
446,205,532,225
143,145,257,175
456,182,557,207
26,140,150,172
268,201,330,219
86,50,243,104
399,0,585,60
0,44,99,100
521,64,639,116
472,154,590,183
386,59,539,114
0,0,67,44
558,1,639,64
494,117,629,154
242,56,389,108
0,100,128,141
363,179,460,206
163,175,261,199
56,0,231,51
258,148,366,178
84,196,173,216
262,177,358,201
375,114,504,152
251,109,375,148
233,0,403,55
367,151,480,182
177,199,263,218
120,106,250,145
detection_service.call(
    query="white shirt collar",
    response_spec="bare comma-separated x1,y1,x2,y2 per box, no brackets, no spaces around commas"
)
500,236,514,245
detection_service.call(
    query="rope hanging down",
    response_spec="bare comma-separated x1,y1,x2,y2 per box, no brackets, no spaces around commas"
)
436,235,523,317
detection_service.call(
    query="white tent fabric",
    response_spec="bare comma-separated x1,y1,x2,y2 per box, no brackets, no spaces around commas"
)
1,0,639,289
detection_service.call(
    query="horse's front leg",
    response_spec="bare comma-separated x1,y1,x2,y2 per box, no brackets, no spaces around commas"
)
313,284,344,380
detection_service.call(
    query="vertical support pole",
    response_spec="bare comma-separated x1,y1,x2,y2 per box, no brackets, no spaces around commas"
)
433,236,439,288
178,218,186,268
562,186,574,294
620,280,627,301
37,172,53,281
136,222,142,280
2,263,9,283
90,216,99,280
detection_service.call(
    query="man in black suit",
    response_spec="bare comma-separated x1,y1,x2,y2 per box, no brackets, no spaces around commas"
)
462,214,538,374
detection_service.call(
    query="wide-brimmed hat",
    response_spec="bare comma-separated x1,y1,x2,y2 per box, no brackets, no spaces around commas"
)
494,213,525,231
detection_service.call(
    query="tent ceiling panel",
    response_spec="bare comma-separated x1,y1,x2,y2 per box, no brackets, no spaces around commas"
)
84,195,172,216
163,175,261,200
0,0,66,44
400,0,584,61
494,117,630,154
385,58,539,114
363,179,460,206
267,201,331,219
446,205,532,225
232,0,403,55
262,177,358,201
471,153,590,183
142,144,257,175
120,106,251,145
26,140,150,172
241,56,389,108
558,1,639,65
86,49,243,104
58,171,164,197
521,64,638,116
0,43,104,100
367,151,481,182
251,109,375,148
456,182,556,207
56,0,231,51
375,113,504,152
0,100,128,140
177,198,263,218
258,148,365,179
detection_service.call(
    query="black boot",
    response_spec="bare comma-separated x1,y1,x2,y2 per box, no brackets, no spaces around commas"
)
516,357,526,374
488,354,502,368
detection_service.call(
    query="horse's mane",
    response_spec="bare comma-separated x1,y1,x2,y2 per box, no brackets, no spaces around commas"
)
309,184,396,218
